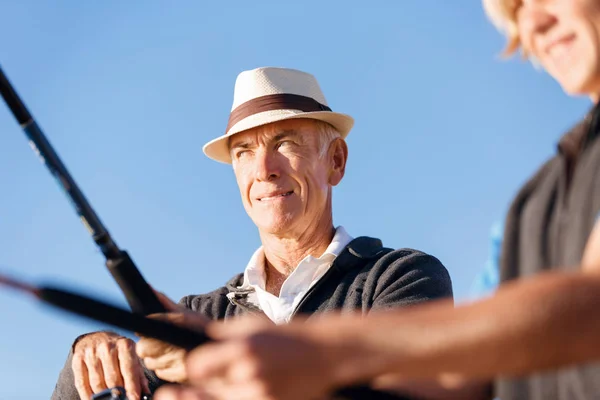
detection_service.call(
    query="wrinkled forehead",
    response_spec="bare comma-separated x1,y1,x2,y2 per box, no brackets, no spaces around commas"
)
227,119,319,148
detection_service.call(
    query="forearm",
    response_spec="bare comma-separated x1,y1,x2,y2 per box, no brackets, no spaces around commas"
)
335,271,600,383
371,376,493,400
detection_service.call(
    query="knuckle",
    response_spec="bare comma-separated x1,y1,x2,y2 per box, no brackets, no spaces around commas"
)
97,341,113,356
71,352,84,366
117,337,134,351
84,346,98,362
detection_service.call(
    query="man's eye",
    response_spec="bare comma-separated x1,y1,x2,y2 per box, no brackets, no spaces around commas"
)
236,150,249,158
278,140,294,149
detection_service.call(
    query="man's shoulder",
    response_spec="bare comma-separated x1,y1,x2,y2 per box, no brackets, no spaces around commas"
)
344,235,443,262
375,246,450,280
342,236,450,282
337,236,453,306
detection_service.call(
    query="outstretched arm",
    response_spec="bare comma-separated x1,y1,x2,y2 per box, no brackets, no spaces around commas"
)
161,221,600,400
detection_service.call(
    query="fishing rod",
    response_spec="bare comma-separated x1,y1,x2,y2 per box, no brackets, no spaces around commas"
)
0,272,406,400
0,273,211,350
0,272,210,400
0,66,408,400
0,65,165,315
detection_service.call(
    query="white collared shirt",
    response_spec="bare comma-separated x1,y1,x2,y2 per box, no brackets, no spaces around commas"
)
233,226,353,324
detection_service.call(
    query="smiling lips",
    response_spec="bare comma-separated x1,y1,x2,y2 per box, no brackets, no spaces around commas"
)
545,34,576,57
257,191,294,201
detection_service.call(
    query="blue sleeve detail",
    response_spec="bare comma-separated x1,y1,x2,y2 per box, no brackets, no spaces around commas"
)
470,211,597,301
469,221,503,299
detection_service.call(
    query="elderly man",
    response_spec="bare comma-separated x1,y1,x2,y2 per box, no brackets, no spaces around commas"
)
50,66,453,400
156,2,600,400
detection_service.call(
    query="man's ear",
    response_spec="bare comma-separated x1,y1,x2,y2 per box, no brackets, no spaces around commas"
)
328,138,348,186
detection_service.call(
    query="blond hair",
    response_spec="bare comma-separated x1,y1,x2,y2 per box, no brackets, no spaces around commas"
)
483,0,526,57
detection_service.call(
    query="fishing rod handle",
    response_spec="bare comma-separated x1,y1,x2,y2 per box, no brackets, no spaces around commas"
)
106,251,166,315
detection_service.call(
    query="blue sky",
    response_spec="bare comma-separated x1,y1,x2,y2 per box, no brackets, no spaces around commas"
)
0,2,593,398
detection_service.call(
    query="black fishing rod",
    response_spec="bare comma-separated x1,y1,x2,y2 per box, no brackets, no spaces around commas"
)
0,273,210,350
0,66,408,400
0,272,405,400
0,65,164,315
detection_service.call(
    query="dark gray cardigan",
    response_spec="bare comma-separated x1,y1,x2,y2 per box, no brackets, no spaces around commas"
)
51,236,453,399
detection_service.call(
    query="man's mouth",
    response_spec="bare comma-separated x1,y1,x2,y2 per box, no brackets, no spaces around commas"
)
257,191,294,201
545,34,576,58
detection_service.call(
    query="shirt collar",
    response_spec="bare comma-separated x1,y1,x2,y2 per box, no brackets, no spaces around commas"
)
320,225,352,259
237,225,352,290
558,103,600,161
558,117,589,162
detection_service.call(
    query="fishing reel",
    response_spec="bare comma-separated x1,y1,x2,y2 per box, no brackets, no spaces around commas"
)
91,386,152,400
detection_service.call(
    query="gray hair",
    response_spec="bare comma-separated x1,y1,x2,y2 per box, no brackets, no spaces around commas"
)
315,120,342,158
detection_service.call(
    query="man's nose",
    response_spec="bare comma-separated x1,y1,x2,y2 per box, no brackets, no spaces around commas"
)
254,149,280,182
521,0,558,37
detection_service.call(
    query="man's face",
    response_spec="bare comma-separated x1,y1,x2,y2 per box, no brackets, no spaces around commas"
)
229,119,347,236
516,0,600,96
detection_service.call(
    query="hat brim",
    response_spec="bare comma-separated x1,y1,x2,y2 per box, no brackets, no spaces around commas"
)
202,109,355,164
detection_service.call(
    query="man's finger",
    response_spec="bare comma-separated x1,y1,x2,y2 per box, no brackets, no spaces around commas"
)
72,353,93,400
153,289,181,312
144,353,177,372
116,338,142,400
204,317,272,340
155,361,186,383
186,342,241,382
85,350,107,393
138,366,151,396
154,384,208,400
202,380,265,400
137,336,175,359
142,355,161,371
147,311,209,332
98,341,124,389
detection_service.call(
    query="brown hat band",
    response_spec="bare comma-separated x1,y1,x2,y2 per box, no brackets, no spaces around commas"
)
226,93,332,133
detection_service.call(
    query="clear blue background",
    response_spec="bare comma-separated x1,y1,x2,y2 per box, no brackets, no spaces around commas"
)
0,2,592,398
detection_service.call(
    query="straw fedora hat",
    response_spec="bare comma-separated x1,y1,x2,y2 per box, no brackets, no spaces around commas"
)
202,67,355,164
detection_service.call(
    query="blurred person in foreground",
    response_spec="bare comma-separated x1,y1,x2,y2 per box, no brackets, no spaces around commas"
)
155,1,600,400
50,66,454,400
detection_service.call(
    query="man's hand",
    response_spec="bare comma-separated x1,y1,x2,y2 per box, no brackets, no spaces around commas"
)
153,316,359,400
72,331,149,400
136,291,210,383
